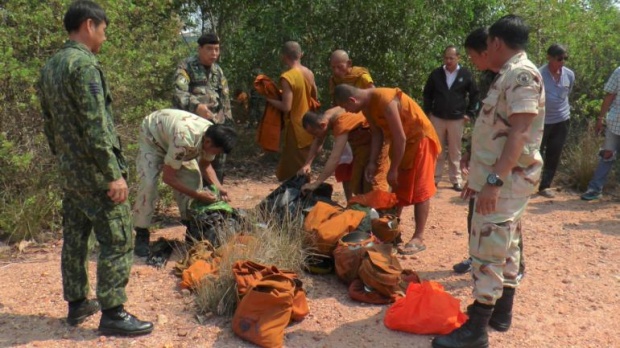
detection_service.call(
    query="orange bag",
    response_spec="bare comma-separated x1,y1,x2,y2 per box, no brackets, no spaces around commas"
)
303,201,366,255
333,232,376,284
384,281,468,335
371,214,401,243
348,278,392,304
290,278,309,322
347,190,399,210
232,274,295,348
180,259,220,290
358,244,404,300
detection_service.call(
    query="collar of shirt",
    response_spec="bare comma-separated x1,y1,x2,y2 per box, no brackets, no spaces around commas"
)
443,64,460,88
499,52,527,75
64,40,96,58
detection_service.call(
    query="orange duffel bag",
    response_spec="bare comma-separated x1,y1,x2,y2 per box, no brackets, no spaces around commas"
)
303,201,366,255
232,274,295,348
371,214,401,243
358,244,404,300
333,232,376,284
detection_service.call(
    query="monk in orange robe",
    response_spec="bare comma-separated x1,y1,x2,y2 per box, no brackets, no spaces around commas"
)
298,107,389,200
266,41,319,181
334,85,441,255
327,49,377,198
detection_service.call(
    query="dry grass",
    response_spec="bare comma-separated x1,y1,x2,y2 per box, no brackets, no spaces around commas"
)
193,208,311,317
561,123,605,191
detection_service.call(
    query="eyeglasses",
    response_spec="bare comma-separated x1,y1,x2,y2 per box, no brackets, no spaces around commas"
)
556,56,569,62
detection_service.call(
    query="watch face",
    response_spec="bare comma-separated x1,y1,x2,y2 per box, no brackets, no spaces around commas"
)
487,174,498,185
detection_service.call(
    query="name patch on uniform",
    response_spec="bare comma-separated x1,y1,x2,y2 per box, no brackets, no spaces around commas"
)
89,82,101,96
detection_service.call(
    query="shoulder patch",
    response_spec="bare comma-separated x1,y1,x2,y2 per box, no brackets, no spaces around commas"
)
516,71,533,86
89,82,101,96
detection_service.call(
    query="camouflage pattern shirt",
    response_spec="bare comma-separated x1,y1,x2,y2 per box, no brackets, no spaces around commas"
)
468,52,546,198
38,40,126,192
173,55,232,124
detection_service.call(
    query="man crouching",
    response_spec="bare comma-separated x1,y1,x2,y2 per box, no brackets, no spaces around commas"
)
132,109,237,256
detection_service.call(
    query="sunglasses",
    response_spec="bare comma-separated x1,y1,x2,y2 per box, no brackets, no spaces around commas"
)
556,56,569,62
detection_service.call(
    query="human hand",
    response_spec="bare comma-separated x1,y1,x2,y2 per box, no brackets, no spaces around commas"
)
107,177,128,203
219,187,231,202
196,104,213,120
595,118,605,135
460,151,471,175
387,168,399,188
301,182,320,194
364,163,378,183
464,115,471,123
297,165,311,176
475,184,500,215
460,181,476,200
195,190,218,203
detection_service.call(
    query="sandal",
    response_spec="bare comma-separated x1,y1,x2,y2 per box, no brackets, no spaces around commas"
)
398,242,427,255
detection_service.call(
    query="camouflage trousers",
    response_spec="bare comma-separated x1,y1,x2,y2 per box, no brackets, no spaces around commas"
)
132,128,202,228
62,190,133,310
469,196,528,305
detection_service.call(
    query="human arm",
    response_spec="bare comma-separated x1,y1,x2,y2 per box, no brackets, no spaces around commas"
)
199,155,230,202
218,66,233,121
384,100,406,187
422,73,435,115
266,78,292,113
476,112,536,215
466,73,480,120
365,121,384,183
302,134,348,192
173,62,205,115
298,136,326,175
162,164,217,202
596,93,616,134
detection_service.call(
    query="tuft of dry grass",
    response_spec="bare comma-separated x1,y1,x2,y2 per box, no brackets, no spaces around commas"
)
193,208,311,317
562,122,604,191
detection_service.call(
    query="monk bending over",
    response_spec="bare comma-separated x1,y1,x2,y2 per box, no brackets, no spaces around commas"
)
298,107,389,199
334,85,441,255
266,41,318,181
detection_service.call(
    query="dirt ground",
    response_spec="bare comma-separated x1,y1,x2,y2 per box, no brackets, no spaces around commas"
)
0,158,619,348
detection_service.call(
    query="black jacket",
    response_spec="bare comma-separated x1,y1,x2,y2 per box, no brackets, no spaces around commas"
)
422,66,479,120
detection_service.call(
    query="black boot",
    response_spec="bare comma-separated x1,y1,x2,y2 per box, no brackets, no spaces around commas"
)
489,287,515,332
432,301,493,348
67,299,100,326
98,305,154,336
134,228,150,257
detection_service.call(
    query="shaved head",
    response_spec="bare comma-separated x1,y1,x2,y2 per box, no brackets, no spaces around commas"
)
282,41,302,60
333,84,358,104
302,111,326,130
330,49,349,63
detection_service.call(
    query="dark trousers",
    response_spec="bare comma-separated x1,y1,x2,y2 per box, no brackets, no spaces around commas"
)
539,119,570,191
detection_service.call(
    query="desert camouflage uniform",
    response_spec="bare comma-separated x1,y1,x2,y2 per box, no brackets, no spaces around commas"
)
132,109,212,229
172,55,232,124
38,40,132,310
467,52,545,305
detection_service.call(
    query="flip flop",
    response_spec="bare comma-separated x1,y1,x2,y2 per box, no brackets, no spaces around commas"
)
398,243,427,255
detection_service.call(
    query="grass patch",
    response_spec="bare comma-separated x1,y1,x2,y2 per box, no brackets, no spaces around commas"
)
193,209,310,317
561,122,604,191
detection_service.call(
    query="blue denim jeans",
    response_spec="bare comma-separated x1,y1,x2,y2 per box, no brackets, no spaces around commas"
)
587,129,620,192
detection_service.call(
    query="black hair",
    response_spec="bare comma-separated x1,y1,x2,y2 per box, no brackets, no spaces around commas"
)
464,27,489,53
444,45,459,56
63,0,108,33
205,124,237,154
488,14,529,50
197,33,220,46
302,111,325,130
547,44,567,57
333,84,356,105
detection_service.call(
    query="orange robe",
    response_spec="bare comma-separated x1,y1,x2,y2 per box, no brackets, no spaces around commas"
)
329,66,374,99
365,88,441,205
276,68,317,181
254,75,282,152
332,112,390,194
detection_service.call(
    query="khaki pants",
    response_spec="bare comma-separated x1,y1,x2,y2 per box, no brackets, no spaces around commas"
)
132,124,202,229
469,196,528,305
431,115,464,185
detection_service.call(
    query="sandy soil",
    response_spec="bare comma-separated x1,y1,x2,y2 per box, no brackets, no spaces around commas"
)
0,159,619,348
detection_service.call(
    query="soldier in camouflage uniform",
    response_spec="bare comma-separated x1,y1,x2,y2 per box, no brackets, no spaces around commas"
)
433,15,545,348
37,0,152,336
132,109,237,256
173,33,232,182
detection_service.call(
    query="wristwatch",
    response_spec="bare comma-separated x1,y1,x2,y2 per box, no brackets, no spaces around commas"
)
486,173,504,187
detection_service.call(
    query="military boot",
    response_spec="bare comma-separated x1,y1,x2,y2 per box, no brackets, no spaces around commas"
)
489,287,515,332
432,301,493,348
134,228,150,257
98,305,154,336
67,299,100,326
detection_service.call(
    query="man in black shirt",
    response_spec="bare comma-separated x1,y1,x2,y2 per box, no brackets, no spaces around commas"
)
423,46,479,191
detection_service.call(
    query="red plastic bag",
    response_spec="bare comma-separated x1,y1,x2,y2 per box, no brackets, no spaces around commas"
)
384,281,467,335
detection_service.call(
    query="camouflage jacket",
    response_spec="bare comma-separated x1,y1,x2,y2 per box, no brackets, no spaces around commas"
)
38,40,127,192
173,55,232,124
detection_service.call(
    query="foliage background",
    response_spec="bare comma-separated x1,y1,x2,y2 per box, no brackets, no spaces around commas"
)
1,0,619,242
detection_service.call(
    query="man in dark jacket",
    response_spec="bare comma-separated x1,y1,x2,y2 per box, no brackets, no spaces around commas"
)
423,46,479,191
